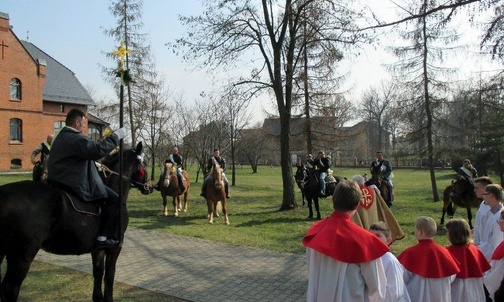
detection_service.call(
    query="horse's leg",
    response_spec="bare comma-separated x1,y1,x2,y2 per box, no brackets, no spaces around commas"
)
162,194,168,216
314,197,321,220
183,190,188,212
302,190,305,206
206,200,214,224
222,198,229,225
307,196,314,219
441,201,447,225
92,250,105,302
467,207,473,229
103,247,121,302
173,196,179,217
2,251,37,302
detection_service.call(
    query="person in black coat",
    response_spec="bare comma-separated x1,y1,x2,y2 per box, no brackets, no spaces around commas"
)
314,151,331,195
200,149,230,198
47,108,126,249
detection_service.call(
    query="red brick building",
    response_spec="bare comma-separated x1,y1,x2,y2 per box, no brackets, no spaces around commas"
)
0,12,100,171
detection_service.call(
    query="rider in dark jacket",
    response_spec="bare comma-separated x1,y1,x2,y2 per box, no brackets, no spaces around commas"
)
154,147,185,192
314,151,331,195
370,151,394,203
200,149,230,198
47,108,126,249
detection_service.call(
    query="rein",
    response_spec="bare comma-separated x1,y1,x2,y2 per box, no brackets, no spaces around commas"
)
97,161,150,192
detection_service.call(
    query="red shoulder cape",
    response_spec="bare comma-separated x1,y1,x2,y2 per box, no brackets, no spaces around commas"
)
446,244,491,278
492,241,504,260
398,239,460,278
303,211,389,263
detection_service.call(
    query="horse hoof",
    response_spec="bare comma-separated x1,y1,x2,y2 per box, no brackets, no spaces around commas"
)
183,209,187,213
225,221,230,225
163,212,168,217
209,221,213,224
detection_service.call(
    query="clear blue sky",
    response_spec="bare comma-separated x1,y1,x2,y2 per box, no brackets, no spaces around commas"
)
2,0,217,108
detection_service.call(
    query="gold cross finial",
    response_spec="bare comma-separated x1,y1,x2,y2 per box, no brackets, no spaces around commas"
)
113,42,131,71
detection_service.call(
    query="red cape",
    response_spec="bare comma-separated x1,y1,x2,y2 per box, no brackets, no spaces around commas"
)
303,211,389,263
398,239,460,278
492,241,504,260
447,244,491,278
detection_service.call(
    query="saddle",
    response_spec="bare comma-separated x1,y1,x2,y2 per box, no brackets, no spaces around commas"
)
49,182,100,216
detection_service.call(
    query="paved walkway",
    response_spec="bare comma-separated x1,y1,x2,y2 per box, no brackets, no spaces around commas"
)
35,227,308,302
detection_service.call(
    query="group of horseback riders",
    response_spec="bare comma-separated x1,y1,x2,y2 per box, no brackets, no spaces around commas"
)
152,147,230,199
299,151,332,196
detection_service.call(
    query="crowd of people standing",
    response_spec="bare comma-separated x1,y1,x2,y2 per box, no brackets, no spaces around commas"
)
304,158,504,302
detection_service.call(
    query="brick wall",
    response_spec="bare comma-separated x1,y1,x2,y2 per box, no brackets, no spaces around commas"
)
0,14,87,171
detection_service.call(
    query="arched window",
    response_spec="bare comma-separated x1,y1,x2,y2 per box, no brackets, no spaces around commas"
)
10,78,21,100
10,118,22,142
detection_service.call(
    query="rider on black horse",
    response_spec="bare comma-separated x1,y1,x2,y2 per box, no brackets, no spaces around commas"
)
369,151,394,203
314,151,331,196
458,159,478,200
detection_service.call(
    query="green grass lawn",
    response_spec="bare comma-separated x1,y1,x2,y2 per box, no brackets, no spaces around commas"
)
1,166,471,256
1,165,485,301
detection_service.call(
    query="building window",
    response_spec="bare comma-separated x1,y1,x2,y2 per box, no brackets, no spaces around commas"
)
54,121,65,134
88,127,100,141
10,159,22,169
10,78,21,100
9,118,22,142
60,104,65,112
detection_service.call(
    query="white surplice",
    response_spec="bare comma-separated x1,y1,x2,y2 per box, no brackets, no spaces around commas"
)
475,208,504,261
403,269,456,302
451,277,486,302
473,201,490,246
306,247,386,302
382,252,411,302
484,257,504,299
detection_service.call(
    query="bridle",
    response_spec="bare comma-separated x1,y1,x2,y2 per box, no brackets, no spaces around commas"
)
98,153,150,192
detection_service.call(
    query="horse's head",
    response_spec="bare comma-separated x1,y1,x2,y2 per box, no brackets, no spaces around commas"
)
212,163,224,189
295,165,305,183
101,142,152,195
126,142,152,195
162,162,177,187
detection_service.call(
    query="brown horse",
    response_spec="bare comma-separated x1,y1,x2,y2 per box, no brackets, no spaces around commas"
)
160,162,190,217
440,176,481,229
204,163,229,224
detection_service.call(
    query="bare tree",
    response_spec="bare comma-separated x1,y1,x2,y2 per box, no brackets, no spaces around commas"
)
359,81,398,154
170,0,365,210
220,86,252,186
388,0,462,201
235,126,268,173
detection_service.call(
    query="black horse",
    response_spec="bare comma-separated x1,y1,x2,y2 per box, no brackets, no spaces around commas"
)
440,176,480,229
0,142,152,302
295,165,340,220
294,165,306,206
366,167,393,208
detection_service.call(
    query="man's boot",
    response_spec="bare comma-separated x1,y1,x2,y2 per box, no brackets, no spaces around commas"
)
178,176,185,193
225,183,230,199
